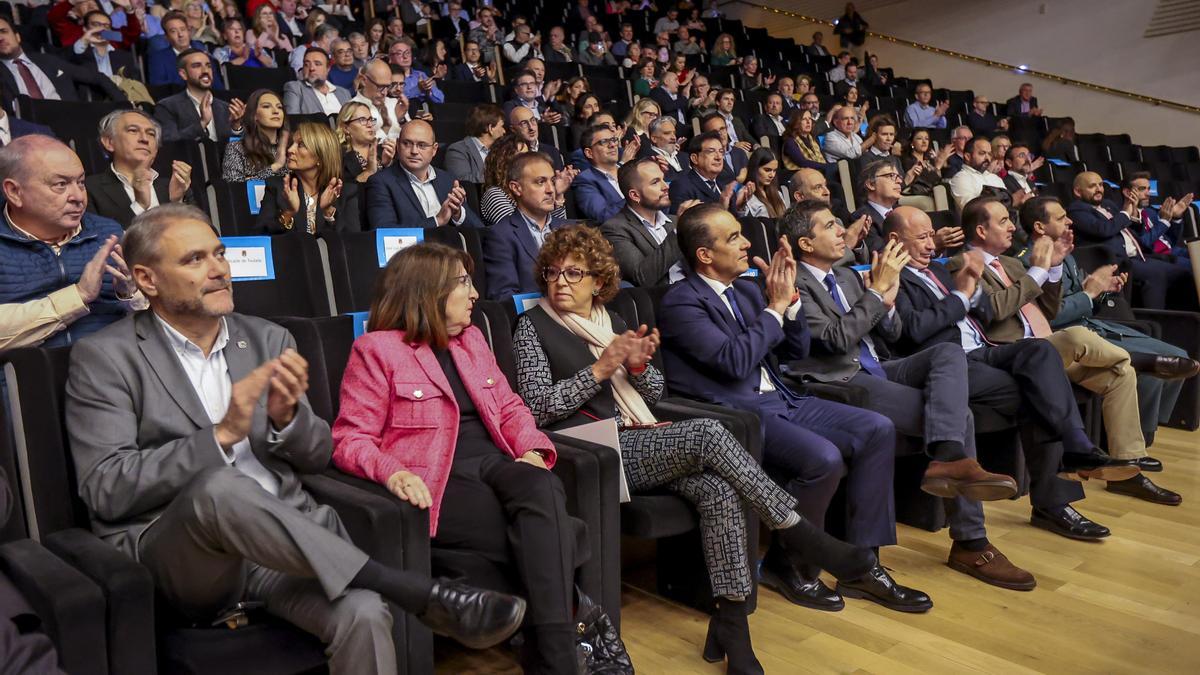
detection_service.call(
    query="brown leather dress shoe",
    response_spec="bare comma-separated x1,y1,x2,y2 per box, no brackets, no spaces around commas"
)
1149,356,1200,381
1106,474,1182,505
921,458,1018,501
947,543,1036,591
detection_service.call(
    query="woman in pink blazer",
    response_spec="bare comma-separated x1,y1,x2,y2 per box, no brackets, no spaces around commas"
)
332,243,583,674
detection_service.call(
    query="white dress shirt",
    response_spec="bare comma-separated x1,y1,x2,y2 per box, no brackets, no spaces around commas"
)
155,315,282,496
307,82,344,116
187,90,218,141
720,112,740,144
2,54,61,100
404,166,466,225
0,114,10,146
800,260,894,361
949,164,1007,210
631,207,685,283
698,273,803,393
653,146,682,173
112,164,161,216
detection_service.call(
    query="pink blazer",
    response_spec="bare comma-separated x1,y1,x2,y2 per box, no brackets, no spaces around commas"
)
332,325,555,535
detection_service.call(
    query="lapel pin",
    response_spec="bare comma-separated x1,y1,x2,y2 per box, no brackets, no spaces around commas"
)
236,340,248,348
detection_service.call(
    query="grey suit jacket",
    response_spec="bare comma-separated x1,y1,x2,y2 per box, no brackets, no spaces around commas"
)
599,206,682,287
65,311,332,559
444,137,485,185
791,263,901,382
282,80,352,116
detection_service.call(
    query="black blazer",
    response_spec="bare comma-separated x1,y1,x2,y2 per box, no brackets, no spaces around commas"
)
751,113,785,140
153,91,234,143
668,168,724,213
447,62,488,81
257,176,362,235
85,168,195,229
0,51,127,111
1005,95,1039,117
599,206,681,287
70,47,141,82
893,263,996,355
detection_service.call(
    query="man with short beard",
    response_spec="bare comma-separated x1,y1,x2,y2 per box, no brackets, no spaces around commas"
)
949,137,1008,212
601,157,687,287
283,47,351,116
1002,144,1042,199
154,49,244,143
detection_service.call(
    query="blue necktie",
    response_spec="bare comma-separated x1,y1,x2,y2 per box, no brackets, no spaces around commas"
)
823,274,887,379
723,287,747,328
723,287,800,402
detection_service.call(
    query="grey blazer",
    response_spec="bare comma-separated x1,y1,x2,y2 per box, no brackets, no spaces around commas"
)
599,207,682,287
65,311,332,559
282,80,352,116
791,264,902,382
444,137,486,185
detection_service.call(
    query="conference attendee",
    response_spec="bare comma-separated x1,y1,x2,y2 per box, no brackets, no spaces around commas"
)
444,104,506,186
949,137,1009,211
738,55,777,92
709,33,740,67
515,224,879,671
904,84,949,129
1067,172,1195,309
668,132,750,214
249,4,294,55
220,89,288,182
1002,144,1042,199
1018,196,1192,504
950,196,1146,484
283,47,352,116
688,74,718,120
714,89,753,149
822,105,866,162
448,40,495,82
645,116,683,179
1005,83,1041,117
326,38,357,89
386,37,445,106
156,50,243,143
350,59,406,142
674,26,703,56
289,22,340,76
1125,171,1194,263
70,10,142,80
0,106,53,144
942,125,973,179
578,32,617,66
469,7,501,64
610,22,635,59
776,76,802,118
698,112,750,184
66,206,525,674
990,135,1013,176
0,135,143,352
147,12,224,88
966,95,1007,137
502,23,543,64
649,70,689,125
834,2,869,54
806,30,831,57
781,111,832,175
573,124,626,223
751,93,788,142
785,198,1033,589
900,129,950,198
863,115,900,161
258,122,360,234
545,26,574,63
850,158,903,252
337,100,394,185
86,110,194,229
552,77,590,121
827,51,851,83
789,167,855,231
213,16,273,68
49,0,141,50
508,105,565,170
832,63,862,101
483,152,569,299
602,157,686,287
659,203,930,613
883,206,1127,540
365,119,481,229
744,148,790,219
1042,117,1076,159
0,14,126,109
503,70,560,125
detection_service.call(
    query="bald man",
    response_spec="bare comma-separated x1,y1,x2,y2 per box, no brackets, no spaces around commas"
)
351,59,409,141
0,135,144,352
364,119,482,229
1066,171,1194,309
884,205,1130,541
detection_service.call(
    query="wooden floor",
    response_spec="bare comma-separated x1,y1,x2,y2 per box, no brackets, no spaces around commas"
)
438,425,1200,674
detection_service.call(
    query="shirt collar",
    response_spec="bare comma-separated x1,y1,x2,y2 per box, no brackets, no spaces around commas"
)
403,165,437,185
111,163,159,187
4,205,81,246
698,272,734,295
977,247,1001,268
0,114,9,138
630,206,667,230
517,206,550,230
800,260,835,285
155,313,230,358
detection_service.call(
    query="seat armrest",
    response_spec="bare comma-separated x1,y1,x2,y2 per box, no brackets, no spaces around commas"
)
43,528,156,675
1104,318,1161,340
0,538,108,675
303,471,430,572
1132,308,1200,357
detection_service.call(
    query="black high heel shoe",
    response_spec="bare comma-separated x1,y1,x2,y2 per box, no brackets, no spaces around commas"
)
701,599,763,675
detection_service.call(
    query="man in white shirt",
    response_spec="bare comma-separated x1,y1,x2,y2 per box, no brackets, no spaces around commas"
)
751,93,787,141
364,119,482,229
502,23,543,64
85,109,193,228
601,157,686,287
822,105,864,162
949,137,1008,211
1002,144,1043,200
351,59,408,141
646,116,683,178
827,51,851,83
283,47,352,116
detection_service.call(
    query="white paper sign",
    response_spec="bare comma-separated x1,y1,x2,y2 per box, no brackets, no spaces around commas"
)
382,235,421,262
225,246,270,279
553,418,630,502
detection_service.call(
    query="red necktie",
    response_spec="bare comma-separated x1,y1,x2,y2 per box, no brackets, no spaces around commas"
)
987,260,1053,338
15,58,44,99
919,267,994,345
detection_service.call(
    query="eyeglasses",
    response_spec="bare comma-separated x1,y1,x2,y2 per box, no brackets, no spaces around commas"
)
453,273,473,288
348,116,375,126
592,137,620,147
542,267,594,284
696,147,723,156
874,171,902,182
399,139,435,151
390,49,412,57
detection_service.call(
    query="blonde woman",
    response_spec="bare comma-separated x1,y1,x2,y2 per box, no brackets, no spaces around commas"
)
337,100,395,184
258,122,361,234
710,32,740,66
623,96,661,144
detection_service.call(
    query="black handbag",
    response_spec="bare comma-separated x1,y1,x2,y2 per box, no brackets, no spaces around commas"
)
574,588,634,674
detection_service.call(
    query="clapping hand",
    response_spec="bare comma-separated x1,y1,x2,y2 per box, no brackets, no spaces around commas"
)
228,97,247,127
932,225,965,252
168,161,192,203
868,240,913,307
1162,193,1194,220
282,175,302,215
753,235,798,315
623,324,661,372
553,165,579,196
266,348,308,429
435,180,467,226
318,178,343,211
77,235,138,302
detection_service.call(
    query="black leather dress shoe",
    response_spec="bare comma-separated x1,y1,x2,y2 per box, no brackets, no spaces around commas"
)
759,561,844,611
835,563,932,613
1135,456,1163,472
1107,474,1182,505
1030,505,1111,541
418,579,527,649
1057,452,1141,482
1147,356,1200,380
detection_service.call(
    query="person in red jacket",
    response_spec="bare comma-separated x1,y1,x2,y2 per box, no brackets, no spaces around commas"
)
49,0,141,50
333,243,585,674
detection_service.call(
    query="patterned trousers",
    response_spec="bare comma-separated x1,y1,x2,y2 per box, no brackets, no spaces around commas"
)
620,418,798,599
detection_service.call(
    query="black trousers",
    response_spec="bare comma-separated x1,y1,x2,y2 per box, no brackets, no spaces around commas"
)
1131,257,1195,309
433,454,577,626
967,340,1084,509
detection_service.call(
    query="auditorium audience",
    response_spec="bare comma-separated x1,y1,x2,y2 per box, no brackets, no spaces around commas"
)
444,104,506,186
904,84,948,129
284,47,352,115
503,70,563,126
337,100,394,184
157,49,244,143
70,9,142,81
350,59,406,142
147,12,224,88
601,157,686,287
900,129,951,198
249,3,295,55
1006,83,1041,117
220,89,287,181
864,115,899,160
623,97,661,145
213,16,274,68
709,32,739,66
827,51,851,83
943,125,973,178
851,158,903,251
1002,144,1042,199
966,95,1006,136
0,14,127,108
822,105,866,162
258,122,359,234
1128,174,1194,261
386,36,444,106
744,148,789,219
781,111,831,174
483,152,568,299
668,131,751,214
449,40,495,82
365,118,481,229
649,71,689,127
714,89,753,150
751,93,788,143
86,110,194,229
949,136,1009,211
508,104,565,170
1042,117,1076,159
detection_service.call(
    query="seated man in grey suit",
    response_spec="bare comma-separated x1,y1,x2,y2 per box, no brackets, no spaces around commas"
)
283,47,353,117
782,200,1035,591
86,109,194,229
64,204,525,674
600,157,687,287
443,103,506,185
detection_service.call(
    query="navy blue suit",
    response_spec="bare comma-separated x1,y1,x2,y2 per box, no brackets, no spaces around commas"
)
9,118,54,139
147,43,225,88
483,210,565,300
364,164,483,230
668,169,725,213
571,167,624,222
659,273,896,547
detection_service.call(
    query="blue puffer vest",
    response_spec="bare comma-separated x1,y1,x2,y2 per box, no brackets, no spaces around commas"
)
0,212,129,348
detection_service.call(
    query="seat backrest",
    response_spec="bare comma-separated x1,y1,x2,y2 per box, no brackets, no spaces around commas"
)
3,347,89,540
471,300,517,390
322,231,384,314
225,63,293,92
230,233,333,318
609,287,666,376
271,315,356,423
